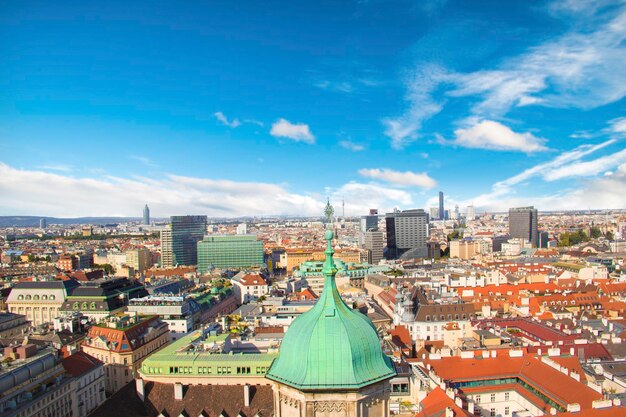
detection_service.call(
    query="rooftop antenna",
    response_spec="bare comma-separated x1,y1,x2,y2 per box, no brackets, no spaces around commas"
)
342,198,345,219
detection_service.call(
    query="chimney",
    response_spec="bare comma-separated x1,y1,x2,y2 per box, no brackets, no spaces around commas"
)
136,379,145,401
244,384,251,407
174,383,184,400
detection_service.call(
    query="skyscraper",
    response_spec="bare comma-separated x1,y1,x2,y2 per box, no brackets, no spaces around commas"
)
161,215,207,267
438,191,444,221
143,204,150,225
385,209,429,259
364,230,384,264
39,218,47,229
359,209,378,245
466,205,475,221
509,206,539,247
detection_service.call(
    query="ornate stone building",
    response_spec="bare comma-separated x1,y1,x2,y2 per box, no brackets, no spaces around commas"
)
266,229,396,417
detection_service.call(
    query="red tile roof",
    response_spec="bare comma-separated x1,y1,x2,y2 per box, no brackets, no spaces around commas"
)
424,351,602,410
62,351,102,377
414,386,471,417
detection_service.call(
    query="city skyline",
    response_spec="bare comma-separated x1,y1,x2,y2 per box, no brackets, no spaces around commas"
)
1,0,626,218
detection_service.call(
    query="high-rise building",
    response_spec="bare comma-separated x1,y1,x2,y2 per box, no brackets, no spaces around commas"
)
359,209,378,245
385,209,429,259
364,230,384,265
39,218,47,229
160,226,173,267
143,204,150,225
509,206,539,247
197,234,264,273
160,215,207,267
438,191,444,221
466,205,475,221
429,206,439,220
125,248,153,273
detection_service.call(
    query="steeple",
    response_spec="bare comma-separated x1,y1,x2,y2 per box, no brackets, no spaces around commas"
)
266,210,395,390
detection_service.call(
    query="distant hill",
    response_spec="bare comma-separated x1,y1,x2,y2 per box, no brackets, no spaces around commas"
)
0,216,143,227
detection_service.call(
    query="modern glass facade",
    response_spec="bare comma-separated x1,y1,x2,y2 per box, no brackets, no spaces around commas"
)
197,234,264,273
167,215,207,267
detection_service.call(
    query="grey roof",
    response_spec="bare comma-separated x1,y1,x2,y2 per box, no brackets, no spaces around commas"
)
13,280,80,291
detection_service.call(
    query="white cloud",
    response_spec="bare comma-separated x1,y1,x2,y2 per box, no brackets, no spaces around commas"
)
0,163,419,218
358,168,437,189
608,117,626,135
0,163,324,217
270,118,315,144
384,4,626,143
339,140,365,151
330,182,414,214
446,6,626,116
544,148,626,180
453,120,548,153
129,155,158,168
213,111,241,128
38,164,73,172
459,139,624,210
382,65,446,149
464,163,626,211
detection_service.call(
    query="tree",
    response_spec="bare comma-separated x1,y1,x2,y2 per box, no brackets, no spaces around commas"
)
605,231,614,241
590,226,602,239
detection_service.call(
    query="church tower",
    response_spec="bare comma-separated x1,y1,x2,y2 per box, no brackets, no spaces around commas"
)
266,227,396,416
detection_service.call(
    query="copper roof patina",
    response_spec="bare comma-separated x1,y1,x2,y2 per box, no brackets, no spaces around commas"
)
266,228,396,390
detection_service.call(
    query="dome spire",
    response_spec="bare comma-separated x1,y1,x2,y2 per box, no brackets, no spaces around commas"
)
266,202,395,390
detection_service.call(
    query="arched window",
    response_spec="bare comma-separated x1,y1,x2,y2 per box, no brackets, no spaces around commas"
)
90,302,96,310
50,295,55,300
42,295,47,300
25,295,32,300
18,295,24,300
73,302,79,309
82,302,88,309
33,295,39,300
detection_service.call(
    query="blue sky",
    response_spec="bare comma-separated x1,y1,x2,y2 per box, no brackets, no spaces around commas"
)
0,0,625,217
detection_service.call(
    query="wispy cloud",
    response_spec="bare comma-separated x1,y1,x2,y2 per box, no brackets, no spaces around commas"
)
358,168,436,189
463,138,621,209
544,148,626,181
129,155,158,168
38,164,73,173
382,65,446,149
452,120,548,153
213,111,241,128
608,117,626,136
384,3,626,146
445,6,626,117
339,140,365,152
270,119,315,144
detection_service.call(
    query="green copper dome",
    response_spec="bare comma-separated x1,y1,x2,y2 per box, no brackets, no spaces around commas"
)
266,229,395,390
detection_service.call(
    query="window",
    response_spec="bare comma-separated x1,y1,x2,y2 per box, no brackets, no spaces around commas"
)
50,295,55,300
91,302,96,309
490,409,496,417
34,295,39,300
505,406,510,415
18,295,24,300
42,295,47,300
475,395,481,403
26,295,32,300
491,393,496,402
505,392,509,401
